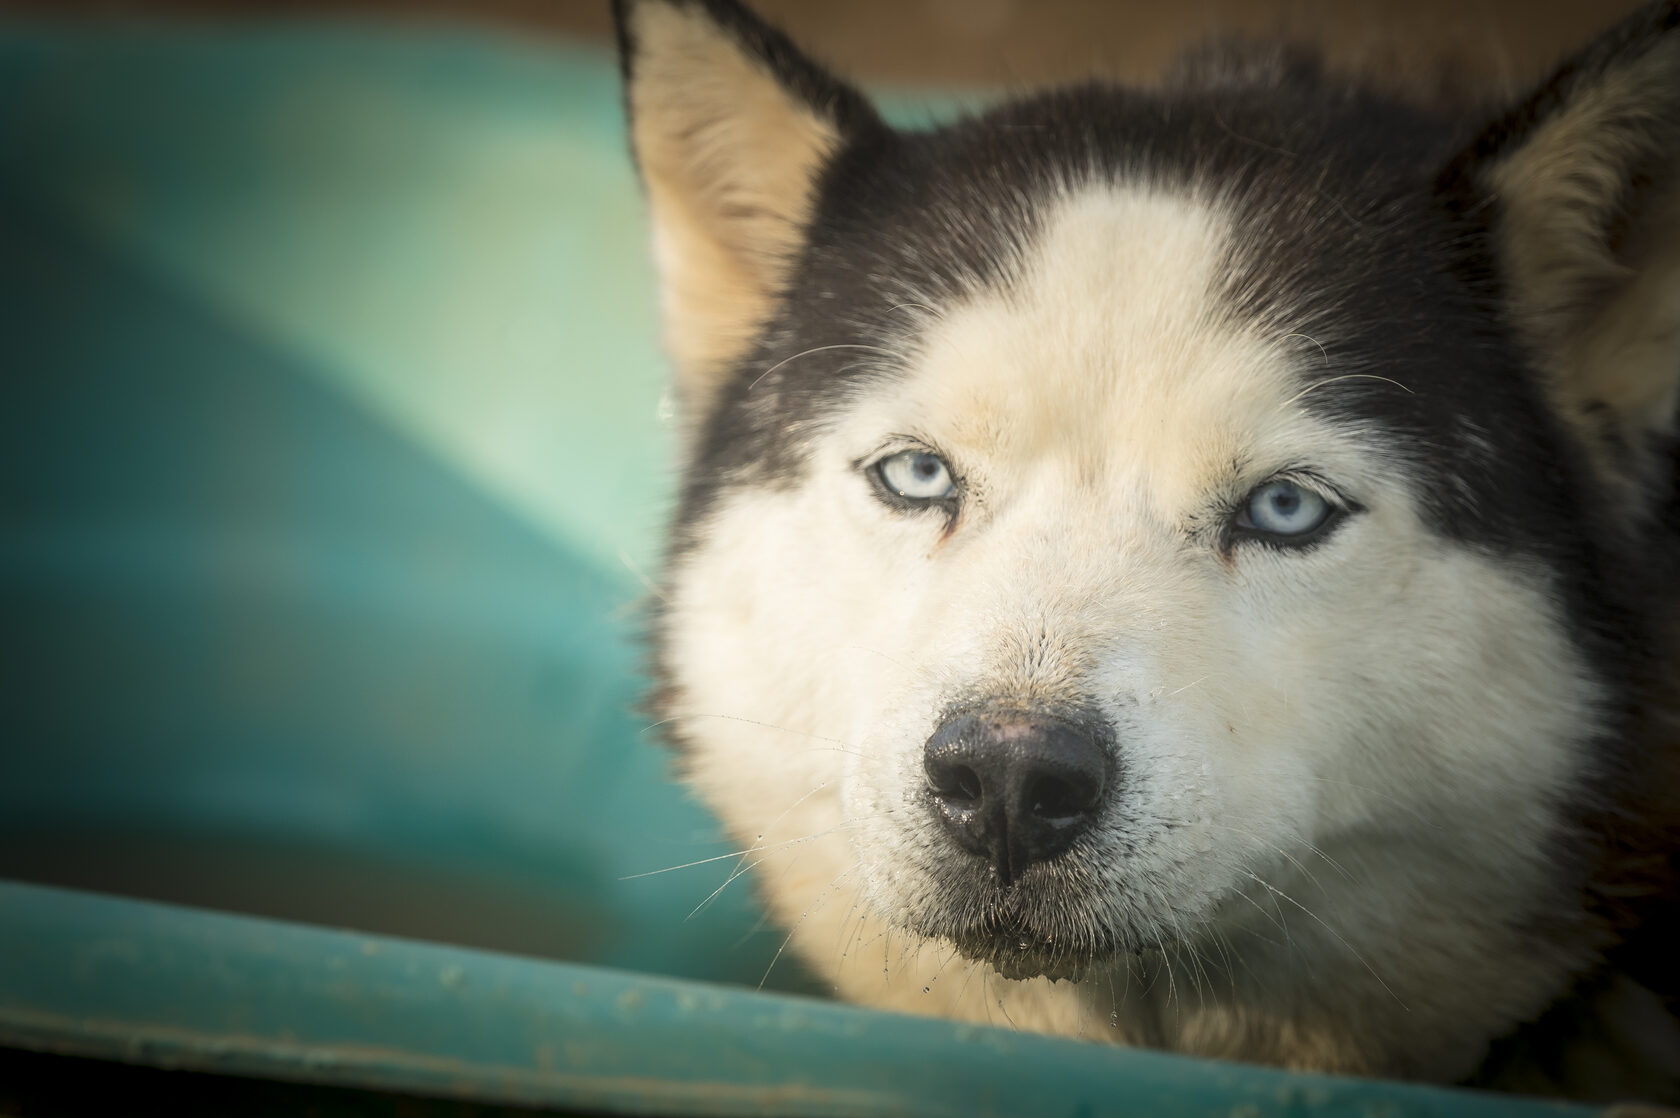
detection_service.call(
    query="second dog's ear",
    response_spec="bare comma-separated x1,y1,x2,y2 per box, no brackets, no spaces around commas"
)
614,0,880,420
1441,2,1680,516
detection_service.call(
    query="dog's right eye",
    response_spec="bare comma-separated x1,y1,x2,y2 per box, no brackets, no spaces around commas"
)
873,450,957,506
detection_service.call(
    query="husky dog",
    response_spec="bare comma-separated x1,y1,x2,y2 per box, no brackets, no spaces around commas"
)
614,0,1680,1098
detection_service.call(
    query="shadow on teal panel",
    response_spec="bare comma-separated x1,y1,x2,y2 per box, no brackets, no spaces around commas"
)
0,25,815,995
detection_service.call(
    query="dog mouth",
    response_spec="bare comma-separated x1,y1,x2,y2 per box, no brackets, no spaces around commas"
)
902,861,1143,982
946,914,1123,982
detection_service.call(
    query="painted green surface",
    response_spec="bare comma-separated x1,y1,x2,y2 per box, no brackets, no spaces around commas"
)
0,22,796,987
0,881,1598,1118
0,23,674,575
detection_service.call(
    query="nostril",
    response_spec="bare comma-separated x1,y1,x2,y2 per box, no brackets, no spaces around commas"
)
926,758,984,805
1025,772,1100,823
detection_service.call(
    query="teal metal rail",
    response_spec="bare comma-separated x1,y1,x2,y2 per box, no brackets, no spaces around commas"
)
0,881,1596,1118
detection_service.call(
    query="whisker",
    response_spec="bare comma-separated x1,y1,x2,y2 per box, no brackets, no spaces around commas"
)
758,861,861,991
836,643,935,679
1281,331,1330,366
741,808,895,913
954,946,983,1006
922,941,964,994
1153,930,1180,1015
1202,922,1243,1002
1241,869,1408,1010
615,548,667,603
620,812,880,881
1201,817,1356,890
749,344,896,391
993,985,1020,1031
831,887,870,973
1284,373,1415,407
1108,970,1121,1034
688,812,895,920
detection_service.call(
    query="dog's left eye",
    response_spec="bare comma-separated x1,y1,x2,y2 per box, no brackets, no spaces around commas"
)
1236,479,1336,542
875,450,957,503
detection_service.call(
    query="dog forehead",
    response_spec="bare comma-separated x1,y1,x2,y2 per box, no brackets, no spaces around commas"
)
867,185,1312,504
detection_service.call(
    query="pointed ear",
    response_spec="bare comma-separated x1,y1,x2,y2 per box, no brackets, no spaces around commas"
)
613,0,880,420
1441,3,1680,511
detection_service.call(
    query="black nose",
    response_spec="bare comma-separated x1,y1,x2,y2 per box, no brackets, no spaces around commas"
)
923,709,1110,886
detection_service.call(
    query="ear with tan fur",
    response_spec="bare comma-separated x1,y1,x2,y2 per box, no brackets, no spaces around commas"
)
1442,2,1680,513
613,0,880,421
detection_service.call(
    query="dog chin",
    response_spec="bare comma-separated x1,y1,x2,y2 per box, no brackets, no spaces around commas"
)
933,914,1127,983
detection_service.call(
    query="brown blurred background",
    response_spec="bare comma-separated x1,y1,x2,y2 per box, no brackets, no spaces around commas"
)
1,0,1650,93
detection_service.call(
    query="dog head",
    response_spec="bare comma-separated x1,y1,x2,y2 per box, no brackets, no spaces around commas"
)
617,0,1680,1066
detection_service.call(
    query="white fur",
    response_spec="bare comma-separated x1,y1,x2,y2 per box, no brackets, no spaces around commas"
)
661,185,1607,1080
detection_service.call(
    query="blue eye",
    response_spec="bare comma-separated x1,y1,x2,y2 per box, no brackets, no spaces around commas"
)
876,450,956,503
1239,479,1334,540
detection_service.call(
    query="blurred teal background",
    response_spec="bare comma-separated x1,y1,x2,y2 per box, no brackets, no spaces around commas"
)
0,22,809,989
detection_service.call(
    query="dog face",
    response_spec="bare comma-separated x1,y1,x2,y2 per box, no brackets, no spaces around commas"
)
662,178,1603,990
618,0,1680,1082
